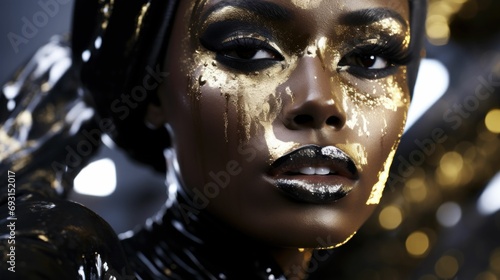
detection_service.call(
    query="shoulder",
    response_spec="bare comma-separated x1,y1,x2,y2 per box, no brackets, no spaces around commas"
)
0,194,134,279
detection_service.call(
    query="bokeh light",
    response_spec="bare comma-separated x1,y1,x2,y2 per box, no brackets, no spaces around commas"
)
485,109,500,134
475,271,498,280
403,177,428,203
379,205,403,230
426,0,472,46
406,231,430,257
490,248,500,273
436,151,464,187
435,255,459,279
436,202,462,227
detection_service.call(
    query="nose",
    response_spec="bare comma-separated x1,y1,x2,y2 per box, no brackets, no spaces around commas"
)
281,56,346,130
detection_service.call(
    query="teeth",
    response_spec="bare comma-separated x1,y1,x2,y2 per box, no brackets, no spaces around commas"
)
299,167,331,175
316,167,330,175
299,167,315,175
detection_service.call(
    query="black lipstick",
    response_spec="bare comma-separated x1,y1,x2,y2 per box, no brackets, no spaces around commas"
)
267,145,359,204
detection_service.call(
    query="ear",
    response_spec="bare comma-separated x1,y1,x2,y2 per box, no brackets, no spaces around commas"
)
145,103,167,129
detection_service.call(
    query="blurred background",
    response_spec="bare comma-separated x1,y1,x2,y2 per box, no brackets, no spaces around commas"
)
1,0,499,279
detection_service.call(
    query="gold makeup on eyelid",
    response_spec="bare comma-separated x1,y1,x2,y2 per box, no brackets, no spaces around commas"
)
221,33,267,44
337,17,410,52
374,18,404,37
368,18,408,38
198,6,262,32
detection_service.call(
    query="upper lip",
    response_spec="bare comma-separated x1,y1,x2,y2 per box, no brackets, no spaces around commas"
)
268,144,359,180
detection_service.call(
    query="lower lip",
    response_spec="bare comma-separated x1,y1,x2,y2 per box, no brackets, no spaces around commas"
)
268,175,356,204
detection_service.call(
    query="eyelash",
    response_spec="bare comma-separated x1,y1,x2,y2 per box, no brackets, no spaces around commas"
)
339,40,411,79
201,32,410,78
201,35,284,72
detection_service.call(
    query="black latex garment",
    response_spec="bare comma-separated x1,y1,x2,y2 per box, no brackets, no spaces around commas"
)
0,38,131,279
0,39,286,279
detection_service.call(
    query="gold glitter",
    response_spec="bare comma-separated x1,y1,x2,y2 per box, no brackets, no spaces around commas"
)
259,91,300,162
188,39,301,156
187,0,411,175
374,18,404,36
366,147,397,205
285,86,294,104
339,67,409,138
381,117,388,137
291,0,323,10
317,231,357,250
187,3,304,150
337,143,368,171
305,36,328,64
339,79,368,136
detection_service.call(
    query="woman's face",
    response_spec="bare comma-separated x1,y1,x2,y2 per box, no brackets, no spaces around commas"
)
157,0,411,248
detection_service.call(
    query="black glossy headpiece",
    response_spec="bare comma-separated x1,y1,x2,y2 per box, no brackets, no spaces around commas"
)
71,0,427,171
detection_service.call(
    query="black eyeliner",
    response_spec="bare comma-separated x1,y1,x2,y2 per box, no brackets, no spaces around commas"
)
199,21,284,72
339,36,412,79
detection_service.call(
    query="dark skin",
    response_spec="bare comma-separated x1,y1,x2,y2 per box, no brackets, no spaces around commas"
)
148,0,411,278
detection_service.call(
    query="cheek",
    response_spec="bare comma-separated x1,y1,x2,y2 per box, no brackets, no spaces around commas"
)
339,73,409,138
340,72,409,205
184,50,302,160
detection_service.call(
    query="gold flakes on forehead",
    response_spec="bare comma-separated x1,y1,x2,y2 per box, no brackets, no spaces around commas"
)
291,0,324,10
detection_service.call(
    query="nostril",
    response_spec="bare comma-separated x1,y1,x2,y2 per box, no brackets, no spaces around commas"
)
326,116,342,127
294,114,314,125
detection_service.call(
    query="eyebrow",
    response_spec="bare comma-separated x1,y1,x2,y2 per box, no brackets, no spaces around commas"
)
339,8,408,28
201,0,292,23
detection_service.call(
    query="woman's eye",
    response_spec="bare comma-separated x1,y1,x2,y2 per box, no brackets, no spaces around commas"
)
360,55,388,69
219,37,283,62
337,40,411,79
201,35,284,72
224,48,278,60
338,49,400,79
342,53,389,70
